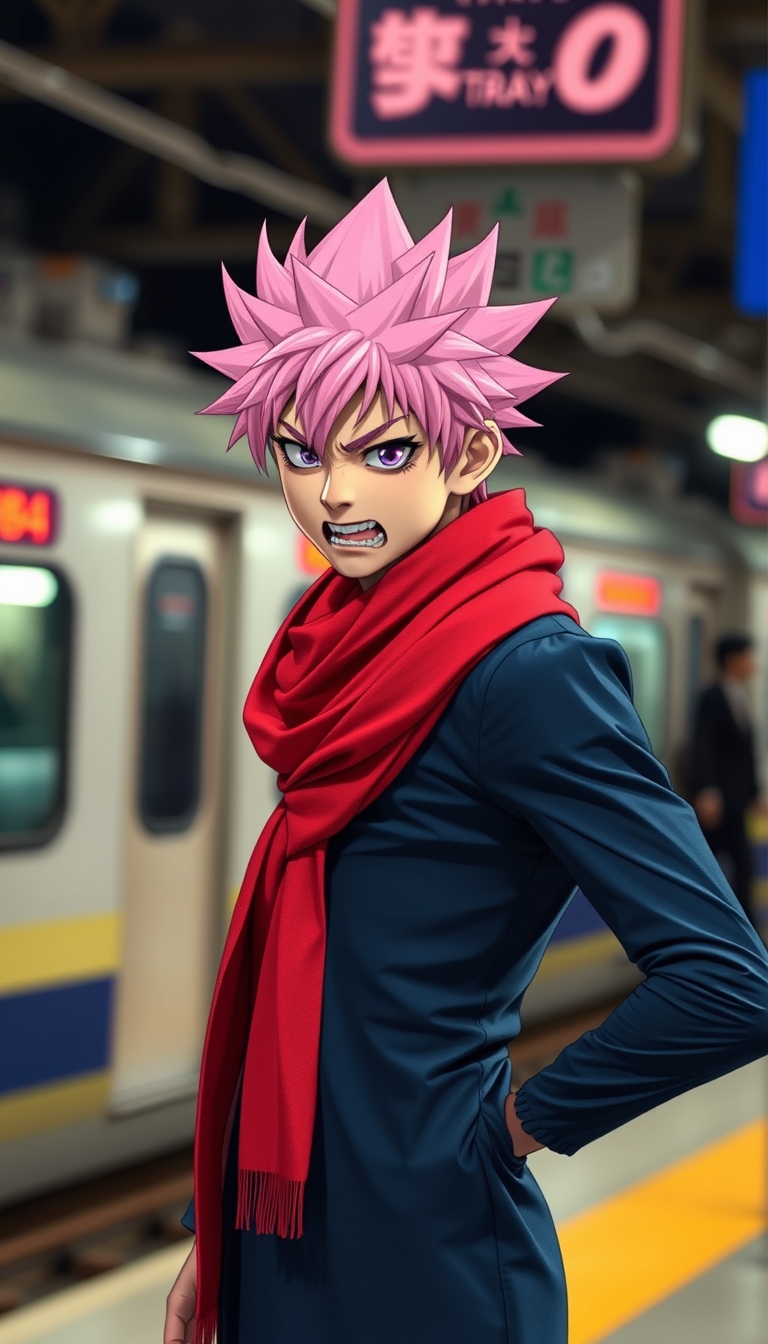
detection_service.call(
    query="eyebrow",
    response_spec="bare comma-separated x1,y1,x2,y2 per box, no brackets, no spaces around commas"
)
340,415,410,454
275,414,416,456
275,421,308,445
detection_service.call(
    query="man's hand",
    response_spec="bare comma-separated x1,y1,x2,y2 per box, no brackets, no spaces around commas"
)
694,788,723,831
164,1244,197,1344
504,1091,545,1157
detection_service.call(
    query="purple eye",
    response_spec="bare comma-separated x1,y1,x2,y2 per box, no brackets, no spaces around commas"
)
365,443,416,470
378,446,405,466
281,440,320,469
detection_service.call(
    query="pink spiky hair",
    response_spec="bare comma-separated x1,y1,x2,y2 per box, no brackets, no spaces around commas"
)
193,179,562,502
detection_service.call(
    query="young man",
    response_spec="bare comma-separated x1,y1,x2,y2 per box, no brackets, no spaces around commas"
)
694,633,765,926
165,181,768,1344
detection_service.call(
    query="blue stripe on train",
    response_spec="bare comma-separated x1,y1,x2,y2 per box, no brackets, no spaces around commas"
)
0,977,114,1095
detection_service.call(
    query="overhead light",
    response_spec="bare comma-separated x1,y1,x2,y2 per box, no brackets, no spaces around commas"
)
0,566,58,607
89,500,142,535
706,414,768,462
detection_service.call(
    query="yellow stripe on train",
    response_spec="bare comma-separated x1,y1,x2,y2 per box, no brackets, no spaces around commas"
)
0,1071,111,1144
0,913,121,996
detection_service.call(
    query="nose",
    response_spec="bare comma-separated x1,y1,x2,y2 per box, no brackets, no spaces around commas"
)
320,461,355,514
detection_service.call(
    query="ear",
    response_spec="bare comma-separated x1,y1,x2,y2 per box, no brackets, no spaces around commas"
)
444,420,504,497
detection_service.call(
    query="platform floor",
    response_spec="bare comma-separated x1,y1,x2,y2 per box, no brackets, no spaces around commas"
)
0,1060,764,1344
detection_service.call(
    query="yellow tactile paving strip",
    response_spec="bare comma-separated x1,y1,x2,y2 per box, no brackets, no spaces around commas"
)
0,1118,763,1342
559,1117,768,1344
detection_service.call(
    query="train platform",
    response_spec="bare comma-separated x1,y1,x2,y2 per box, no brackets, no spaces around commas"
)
0,1059,763,1344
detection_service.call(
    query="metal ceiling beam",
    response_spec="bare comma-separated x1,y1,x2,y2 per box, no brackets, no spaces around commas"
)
0,38,351,227
563,308,765,403
0,39,328,97
708,9,768,47
86,223,307,264
220,88,326,186
32,0,121,50
299,0,337,16
700,54,744,133
553,365,709,438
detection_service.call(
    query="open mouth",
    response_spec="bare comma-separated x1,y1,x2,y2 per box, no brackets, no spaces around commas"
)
322,520,387,549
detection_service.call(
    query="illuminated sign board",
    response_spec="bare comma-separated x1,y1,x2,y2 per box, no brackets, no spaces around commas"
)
595,569,661,616
331,0,687,166
730,459,768,527
0,482,58,547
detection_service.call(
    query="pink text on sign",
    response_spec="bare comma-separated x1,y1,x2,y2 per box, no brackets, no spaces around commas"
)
553,4,652,115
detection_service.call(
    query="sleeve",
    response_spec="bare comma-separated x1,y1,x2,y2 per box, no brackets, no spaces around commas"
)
478,625,768,1156
180,1199,195,1234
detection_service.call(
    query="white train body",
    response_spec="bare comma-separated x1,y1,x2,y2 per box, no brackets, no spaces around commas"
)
0,333,765,1204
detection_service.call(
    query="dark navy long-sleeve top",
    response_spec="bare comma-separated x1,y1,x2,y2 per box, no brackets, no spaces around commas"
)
192,615,768,1344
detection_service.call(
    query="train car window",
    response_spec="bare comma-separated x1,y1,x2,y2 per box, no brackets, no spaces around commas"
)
591,615,667,755
0,563,71,848
139,559,207,833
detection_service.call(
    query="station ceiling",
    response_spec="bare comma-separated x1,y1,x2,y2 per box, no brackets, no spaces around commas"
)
0,0,765,504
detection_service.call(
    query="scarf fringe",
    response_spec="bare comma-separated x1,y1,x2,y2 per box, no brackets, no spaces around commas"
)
194,1308,217,1344
236,1169,305,1239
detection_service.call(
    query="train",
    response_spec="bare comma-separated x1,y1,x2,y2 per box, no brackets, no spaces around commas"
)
1,328,766,1206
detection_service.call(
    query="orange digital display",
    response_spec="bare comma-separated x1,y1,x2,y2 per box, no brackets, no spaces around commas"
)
595,570,661,617
297,534,330,575
0,483,58,546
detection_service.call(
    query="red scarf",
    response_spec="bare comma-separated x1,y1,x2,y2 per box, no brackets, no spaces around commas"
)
193,490,577,1342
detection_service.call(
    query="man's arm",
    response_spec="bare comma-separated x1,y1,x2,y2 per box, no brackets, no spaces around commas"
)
164,1245,196,1344
478,624,768,1155
505,1090,544,1156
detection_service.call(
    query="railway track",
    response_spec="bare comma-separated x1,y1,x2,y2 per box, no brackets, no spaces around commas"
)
0,1149,193,1314
0,997,621,1314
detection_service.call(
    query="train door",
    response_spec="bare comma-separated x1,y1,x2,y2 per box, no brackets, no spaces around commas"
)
683,588,719,727
684,596,713,733
110,509,230,1114
673,585,719,796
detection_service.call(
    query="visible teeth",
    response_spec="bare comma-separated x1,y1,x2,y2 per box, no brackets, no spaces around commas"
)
330,534,384,548
328,520,378,535
325,519,385,549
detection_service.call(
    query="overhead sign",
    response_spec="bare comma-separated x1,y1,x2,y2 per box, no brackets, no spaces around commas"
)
734,69,767,318
730,459,768,527
331,0,687,165
391,168,640,311
0,482,58,546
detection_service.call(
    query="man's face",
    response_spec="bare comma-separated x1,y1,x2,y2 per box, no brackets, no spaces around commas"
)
724,648,756,682
271,389,473,586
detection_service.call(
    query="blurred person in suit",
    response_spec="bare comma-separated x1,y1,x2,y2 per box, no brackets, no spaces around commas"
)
693,634,765,927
